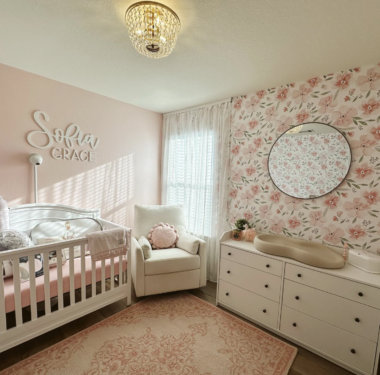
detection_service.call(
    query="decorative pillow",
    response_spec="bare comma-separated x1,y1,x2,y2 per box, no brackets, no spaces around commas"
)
0,230,34,251
0,230,43,282
148,222,179,249
176,233,200,255
138,236,152,259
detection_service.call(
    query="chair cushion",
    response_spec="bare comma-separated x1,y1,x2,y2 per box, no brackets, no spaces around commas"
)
144,248,200,276
134,205,186,239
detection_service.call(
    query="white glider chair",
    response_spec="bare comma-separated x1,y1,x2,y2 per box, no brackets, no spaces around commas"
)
131,204,207,297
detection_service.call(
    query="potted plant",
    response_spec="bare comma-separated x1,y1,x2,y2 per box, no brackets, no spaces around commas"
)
232,219,251,241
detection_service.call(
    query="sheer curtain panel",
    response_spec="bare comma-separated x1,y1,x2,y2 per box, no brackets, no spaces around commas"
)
162,101,231,281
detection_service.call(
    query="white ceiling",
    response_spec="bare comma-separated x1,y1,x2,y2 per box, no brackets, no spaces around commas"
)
0,0,380,114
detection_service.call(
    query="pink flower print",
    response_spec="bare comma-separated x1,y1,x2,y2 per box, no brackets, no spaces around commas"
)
257,90,265,99
231,144,240,155
269,217,286,234
309,211,326,227
265,106,278,122
318,95,338,114
363,190,380,205
246,166,256,176
243,144,256,160
244,212,253,221
276,87,289,102
231,169,244,182
361,98,380,116
288,216,301,229
323,194,339,209
321,225,345,244
292,84,312,104
259,205,271,219
270,191,281,204
343,198,370,218
356,66,380,92
285,196,302,210
295,110,310,124
251,185,260,195
249,119,259,130
351,135,377,156
245,96,260,112
331,106,358,127
354,163,374,180
308,77,322,87
229,189,238,198
370,126,380,140
234,123,247,138
234,98,242,110
348,225,366,240
253,137,263,148
275,115,293,133
334,72,352,90
241,190,254,205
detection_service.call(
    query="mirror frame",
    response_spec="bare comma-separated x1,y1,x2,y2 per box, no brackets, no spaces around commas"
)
267,122,352,200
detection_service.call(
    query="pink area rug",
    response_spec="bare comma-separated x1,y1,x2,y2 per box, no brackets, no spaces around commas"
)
1,293,297,375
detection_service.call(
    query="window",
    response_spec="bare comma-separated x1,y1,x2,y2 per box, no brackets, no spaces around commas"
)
166,132,214,237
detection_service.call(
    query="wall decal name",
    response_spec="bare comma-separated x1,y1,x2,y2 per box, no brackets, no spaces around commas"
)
27,111,100,162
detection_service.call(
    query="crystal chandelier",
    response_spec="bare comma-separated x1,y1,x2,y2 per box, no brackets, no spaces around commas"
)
125,1,181,59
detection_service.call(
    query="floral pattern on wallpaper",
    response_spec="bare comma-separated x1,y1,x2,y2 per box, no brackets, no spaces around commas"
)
269,132,350,199
229,63,380,253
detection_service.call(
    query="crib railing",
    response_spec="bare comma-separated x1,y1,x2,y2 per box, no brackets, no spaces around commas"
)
0,236,131,352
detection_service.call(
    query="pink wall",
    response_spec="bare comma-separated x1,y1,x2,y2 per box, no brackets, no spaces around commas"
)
0,63,162,228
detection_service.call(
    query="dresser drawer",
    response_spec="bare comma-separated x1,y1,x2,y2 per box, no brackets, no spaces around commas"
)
283,280,380,342
285,263,380,309
221,245,283,276
281,306,377,374
218,280,279,328
220,258,281,302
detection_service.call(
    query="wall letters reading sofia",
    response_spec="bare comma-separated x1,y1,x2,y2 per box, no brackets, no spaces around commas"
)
27,111,100,162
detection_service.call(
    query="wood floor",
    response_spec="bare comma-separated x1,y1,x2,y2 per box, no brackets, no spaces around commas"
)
0,281,362,375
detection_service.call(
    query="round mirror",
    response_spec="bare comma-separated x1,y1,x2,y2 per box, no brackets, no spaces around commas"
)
268,122,351,199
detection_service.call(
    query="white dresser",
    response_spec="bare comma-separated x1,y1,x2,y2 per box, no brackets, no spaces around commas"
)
217,234,380,375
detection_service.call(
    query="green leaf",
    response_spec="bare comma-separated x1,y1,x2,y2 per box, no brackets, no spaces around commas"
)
366,90,371,98
333,89,340,101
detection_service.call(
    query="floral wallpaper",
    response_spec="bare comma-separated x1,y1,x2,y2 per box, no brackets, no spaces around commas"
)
269,132,350,199
229,62,380,253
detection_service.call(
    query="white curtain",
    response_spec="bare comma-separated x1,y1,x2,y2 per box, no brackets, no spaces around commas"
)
162,101,231,282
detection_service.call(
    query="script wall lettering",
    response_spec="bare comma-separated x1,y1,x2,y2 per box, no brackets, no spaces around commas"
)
27,111,100,162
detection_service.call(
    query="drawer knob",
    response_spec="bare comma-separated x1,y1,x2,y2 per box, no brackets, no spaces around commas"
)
265,284,269,288
295,296,300,300
226,293,229,296
293,323,297,327
266,264,270,268
355,318,360,323
263,309,267,313
227,270,231,274
228,252,231,256
297,273,302,278
351,349,356,354
358,292,364,297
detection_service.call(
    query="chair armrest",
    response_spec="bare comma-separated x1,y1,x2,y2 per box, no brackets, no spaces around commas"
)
131,237,145,297
186,233,207,287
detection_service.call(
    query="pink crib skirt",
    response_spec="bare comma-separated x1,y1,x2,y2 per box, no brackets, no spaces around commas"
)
3,255,127,313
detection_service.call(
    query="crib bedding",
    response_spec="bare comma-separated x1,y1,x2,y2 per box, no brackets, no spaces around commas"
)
3,255,127,313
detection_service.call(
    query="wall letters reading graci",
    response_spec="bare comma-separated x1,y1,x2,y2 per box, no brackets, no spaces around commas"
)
27,111,100,162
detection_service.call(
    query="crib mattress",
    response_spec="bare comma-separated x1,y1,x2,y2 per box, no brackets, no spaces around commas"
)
3,256,127,313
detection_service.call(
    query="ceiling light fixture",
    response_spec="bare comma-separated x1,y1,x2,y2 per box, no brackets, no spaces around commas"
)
125,1,181,59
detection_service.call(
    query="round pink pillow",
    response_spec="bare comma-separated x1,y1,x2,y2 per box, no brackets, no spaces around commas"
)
148,222,179,249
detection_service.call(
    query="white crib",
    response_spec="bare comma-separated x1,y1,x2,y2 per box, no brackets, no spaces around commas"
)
0,203,131,353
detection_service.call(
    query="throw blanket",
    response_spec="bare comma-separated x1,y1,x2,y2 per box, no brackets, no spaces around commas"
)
86,228,131,261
